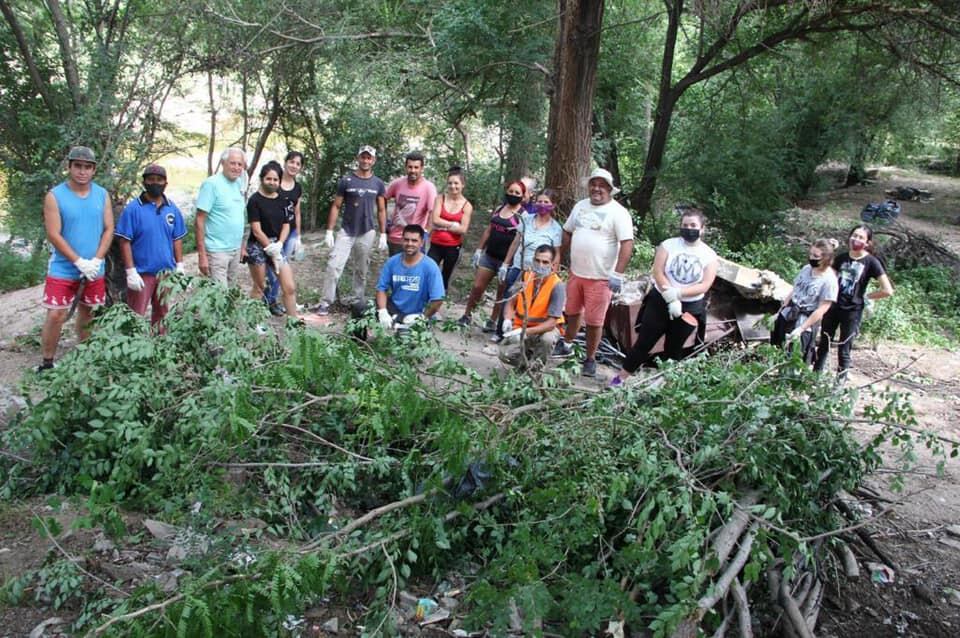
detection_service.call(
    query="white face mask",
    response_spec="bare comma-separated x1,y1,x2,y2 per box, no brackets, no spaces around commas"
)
532,264,551,277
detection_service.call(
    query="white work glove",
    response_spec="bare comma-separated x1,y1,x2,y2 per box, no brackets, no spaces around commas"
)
324,230,335,249
608,272,624,294
471,249,483,269
660,287,680,304
378,233,388,251
265,242,283,260
175,262,185,274
497,264,509,283
73,257,101,280
290,235,302,254
377,308,394,329
501,328,523,341
787,327,804,341
863,297,875,318
125,268,144,292
401,313,424,325
667,299,683,321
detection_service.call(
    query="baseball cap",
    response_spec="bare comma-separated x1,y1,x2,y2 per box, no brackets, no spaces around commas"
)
357,145,377,158
66,146,97,164
142,163,167,178
587,167,620,196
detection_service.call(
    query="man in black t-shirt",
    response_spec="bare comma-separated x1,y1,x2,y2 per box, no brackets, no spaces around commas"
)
315,146,387,315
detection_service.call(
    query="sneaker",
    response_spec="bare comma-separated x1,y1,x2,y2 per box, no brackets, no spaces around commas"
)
457,315,471,328
482,319,498,334
313,303,330,316
582,358,597,377
607,376,624,389
268,302,286,317
37,360,54,373
551,340,574,358
489,333,503,343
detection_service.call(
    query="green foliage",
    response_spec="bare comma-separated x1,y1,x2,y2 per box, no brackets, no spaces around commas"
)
860,266,960,347
0,243,45,292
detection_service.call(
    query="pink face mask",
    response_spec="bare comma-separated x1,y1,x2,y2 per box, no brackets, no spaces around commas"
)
534,203,555,216
850,239,866,251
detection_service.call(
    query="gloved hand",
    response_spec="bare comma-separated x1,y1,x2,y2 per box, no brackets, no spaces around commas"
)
863,297,875,318
471,249,483,269
378,233,388,251
608,271,624,294
265,242,283,260
667,299,683,320
497,264,509,283
660,287,680,304
175,262,186,274
73,257,100,280
501,327,523,341
448,222,462,234
290,235,302,254
125,268,144,292
401,313,425,325
787,326,804,341
377,308,393,329
324,230,335,249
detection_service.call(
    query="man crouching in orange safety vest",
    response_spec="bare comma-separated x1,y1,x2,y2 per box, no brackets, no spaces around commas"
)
498,244,565,369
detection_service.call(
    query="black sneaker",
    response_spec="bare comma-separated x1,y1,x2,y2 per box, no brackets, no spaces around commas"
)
456,315,471,328
551,340,574,358
482,319,498,334
268,303,286,316
582,358,597,377
314,303,330,316
37,360,54,373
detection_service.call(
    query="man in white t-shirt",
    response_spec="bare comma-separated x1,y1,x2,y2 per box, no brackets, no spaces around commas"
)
554,168,634,377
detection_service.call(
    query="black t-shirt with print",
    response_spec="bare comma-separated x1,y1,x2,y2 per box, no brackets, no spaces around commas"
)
485,208,520,262
833,252,885,311
279,182,302,227
247,192,290,244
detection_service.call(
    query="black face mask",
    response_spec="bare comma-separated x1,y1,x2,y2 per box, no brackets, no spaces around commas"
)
144,183,166,198
808,258,821,268
680,228,700,242
504,193,523,206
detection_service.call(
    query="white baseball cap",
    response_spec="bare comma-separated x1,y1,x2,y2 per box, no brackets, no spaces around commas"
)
357,145,377,158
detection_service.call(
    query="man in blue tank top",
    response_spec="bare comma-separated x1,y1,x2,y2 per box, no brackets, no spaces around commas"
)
39,146,114,371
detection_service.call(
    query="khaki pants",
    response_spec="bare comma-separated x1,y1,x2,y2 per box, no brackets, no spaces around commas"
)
208,250,240,286
322,229,376,305
498,328,560,369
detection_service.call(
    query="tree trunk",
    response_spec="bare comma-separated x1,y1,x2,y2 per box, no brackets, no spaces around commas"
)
544,0,605,214
248,80,283,177
207,71,217,176
46,0,83,111
630,0,682,219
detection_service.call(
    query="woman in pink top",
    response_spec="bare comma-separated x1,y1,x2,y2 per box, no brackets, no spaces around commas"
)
427,167,474,290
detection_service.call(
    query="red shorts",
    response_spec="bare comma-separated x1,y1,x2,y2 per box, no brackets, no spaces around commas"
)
42,276,107,310
564,274,612,327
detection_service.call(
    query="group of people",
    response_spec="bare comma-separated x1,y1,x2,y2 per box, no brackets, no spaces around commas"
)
38,144,892,382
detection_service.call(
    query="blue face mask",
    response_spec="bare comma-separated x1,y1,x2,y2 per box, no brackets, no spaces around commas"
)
532,264,552,277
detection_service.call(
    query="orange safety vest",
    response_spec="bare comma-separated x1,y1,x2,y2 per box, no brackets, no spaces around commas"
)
513,271,564,329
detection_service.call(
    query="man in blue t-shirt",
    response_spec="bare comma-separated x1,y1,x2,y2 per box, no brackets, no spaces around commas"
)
195,148,246,285
115,163,187,327
375,225,445,328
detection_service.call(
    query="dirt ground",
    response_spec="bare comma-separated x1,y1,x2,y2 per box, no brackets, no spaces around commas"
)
0,167,958,636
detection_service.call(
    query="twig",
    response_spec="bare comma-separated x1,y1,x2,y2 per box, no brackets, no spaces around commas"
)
86,574,251,636
834,499,898,570
301,490,435,551
778,575,815,638
31,510,128,598
855,353,923,389
278,423,375,462
731,577,753,638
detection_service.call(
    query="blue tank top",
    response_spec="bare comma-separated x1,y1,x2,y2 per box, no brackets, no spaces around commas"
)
47,181,108,279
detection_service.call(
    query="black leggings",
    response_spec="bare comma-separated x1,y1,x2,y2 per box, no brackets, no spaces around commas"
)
427,244,461,291
770,309,817,364
814,305,862,374
622,290,705,374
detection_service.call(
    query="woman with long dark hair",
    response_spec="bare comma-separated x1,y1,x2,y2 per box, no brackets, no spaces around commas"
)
427,167,473,290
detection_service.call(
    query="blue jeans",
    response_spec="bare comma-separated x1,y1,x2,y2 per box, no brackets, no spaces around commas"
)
264,231,298,305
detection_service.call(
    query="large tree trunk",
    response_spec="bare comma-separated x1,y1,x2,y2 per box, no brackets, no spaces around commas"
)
544,0,605,213
46,0,82,111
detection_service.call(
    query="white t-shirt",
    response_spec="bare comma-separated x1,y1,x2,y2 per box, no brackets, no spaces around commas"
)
788,265,838,327
563,198,634,279
659,237,718,302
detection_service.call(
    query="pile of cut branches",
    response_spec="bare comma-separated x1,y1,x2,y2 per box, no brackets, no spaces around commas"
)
0,278,947,636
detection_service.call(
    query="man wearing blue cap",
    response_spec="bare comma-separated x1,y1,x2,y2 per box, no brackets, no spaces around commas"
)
115,163,187,327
